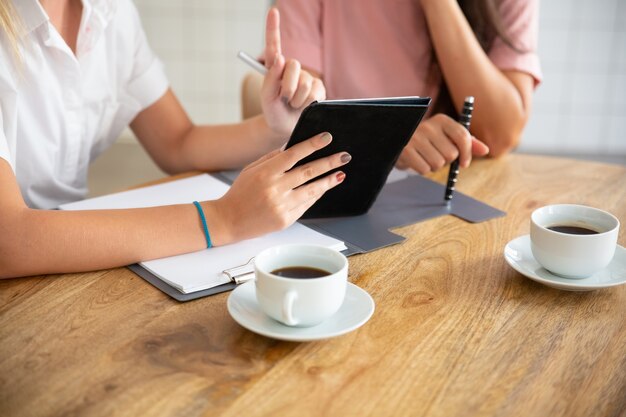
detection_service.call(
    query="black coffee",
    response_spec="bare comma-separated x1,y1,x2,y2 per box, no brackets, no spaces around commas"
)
547,225,599,235
271,266,331,279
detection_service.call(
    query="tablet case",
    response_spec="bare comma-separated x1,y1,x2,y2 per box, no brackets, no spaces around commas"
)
285,97,431,218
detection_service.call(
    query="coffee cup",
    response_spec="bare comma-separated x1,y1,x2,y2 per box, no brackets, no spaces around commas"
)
254,244,348,327
530,204,620,278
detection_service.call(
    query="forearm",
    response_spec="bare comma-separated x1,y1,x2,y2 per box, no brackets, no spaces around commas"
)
131,90,285,174
134,32,325,173
177,115,285,173
421,0,528,155
0,129,348,279
0,202,228,278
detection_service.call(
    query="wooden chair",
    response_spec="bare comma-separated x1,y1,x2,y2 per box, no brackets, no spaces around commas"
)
240,71,264,119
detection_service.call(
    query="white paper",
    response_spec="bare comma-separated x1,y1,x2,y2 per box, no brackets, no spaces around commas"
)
60,174,346,293
60,175,231,210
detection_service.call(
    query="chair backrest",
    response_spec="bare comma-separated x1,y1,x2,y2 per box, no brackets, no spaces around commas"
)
240,71,264,119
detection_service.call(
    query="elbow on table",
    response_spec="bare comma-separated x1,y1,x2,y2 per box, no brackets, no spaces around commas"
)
482,128,522,158
487,138,518,158
482,102,530,158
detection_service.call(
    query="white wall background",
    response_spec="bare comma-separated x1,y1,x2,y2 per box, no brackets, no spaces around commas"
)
133,0,267,128
520,0,626,157
123,0,626,157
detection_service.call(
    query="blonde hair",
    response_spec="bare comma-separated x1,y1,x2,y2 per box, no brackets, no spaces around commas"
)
0,0,23,62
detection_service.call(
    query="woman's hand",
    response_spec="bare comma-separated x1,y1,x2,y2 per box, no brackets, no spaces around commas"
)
261,8,326,140
205,132,350,245
396,113,489,174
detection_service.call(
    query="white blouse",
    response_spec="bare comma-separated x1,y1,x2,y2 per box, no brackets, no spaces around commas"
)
0,0,169,208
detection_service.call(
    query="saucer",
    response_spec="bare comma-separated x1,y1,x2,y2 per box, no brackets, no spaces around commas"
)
227,281,375,341
504,235,626,291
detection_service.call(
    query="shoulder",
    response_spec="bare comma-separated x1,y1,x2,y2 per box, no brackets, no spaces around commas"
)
110,0,144,35
116,0,142,19
105,0,151,54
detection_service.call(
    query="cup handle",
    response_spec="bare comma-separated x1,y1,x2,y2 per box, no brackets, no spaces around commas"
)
282,290,298,326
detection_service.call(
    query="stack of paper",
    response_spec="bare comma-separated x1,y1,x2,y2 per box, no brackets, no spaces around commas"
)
60,174,346,293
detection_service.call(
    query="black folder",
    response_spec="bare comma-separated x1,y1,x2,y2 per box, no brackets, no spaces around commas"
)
285,97,431,218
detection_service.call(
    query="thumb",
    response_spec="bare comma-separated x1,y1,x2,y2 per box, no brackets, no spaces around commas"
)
471,136,490,156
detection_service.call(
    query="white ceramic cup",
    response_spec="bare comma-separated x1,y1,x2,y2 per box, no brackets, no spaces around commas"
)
254,244,348,327
530,204,620,278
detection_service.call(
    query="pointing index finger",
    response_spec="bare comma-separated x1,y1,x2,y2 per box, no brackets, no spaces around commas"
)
264,7,282,68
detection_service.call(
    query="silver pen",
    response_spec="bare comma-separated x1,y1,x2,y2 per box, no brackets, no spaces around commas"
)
237,50,268,75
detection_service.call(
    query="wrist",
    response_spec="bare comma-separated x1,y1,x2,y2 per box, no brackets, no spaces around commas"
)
200,200,234,247
256,114,287,148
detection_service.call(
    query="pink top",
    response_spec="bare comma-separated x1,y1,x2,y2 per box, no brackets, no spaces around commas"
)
276,0,542,101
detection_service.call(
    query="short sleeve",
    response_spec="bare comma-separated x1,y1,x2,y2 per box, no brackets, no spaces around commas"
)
0,67,17,172
122,0,169,110
276,0,323,74
488,0,542,87
0,110,11,169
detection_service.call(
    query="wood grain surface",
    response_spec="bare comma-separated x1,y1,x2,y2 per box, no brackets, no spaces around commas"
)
1,154,625,417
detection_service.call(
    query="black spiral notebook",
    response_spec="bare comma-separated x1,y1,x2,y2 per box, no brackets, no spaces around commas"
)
285,97,431,218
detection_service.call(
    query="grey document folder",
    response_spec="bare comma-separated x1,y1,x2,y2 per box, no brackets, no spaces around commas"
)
302,174,505,254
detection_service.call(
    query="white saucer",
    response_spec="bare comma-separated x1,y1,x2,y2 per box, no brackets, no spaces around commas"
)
504,235,626,291
227,281,375,341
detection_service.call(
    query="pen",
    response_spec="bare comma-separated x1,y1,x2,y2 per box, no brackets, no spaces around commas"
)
237,50,268,75
444,96,474,202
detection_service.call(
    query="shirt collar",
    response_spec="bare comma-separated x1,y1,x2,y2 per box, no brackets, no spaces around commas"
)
84,0,117,26
77,0,118,56
12,0,117,36
14,0,118,56
13,0,48,36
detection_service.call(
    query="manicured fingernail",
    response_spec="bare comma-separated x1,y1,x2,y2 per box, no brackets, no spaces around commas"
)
320,132,332,144
336,171,345,182
340,152,351,163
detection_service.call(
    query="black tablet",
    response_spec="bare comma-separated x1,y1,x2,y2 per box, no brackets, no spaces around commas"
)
285,97,431,218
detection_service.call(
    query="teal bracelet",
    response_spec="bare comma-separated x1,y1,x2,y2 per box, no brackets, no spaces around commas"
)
193,201,212,248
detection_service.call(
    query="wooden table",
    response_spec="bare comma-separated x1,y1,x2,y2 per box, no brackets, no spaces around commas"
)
1,154,625,417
